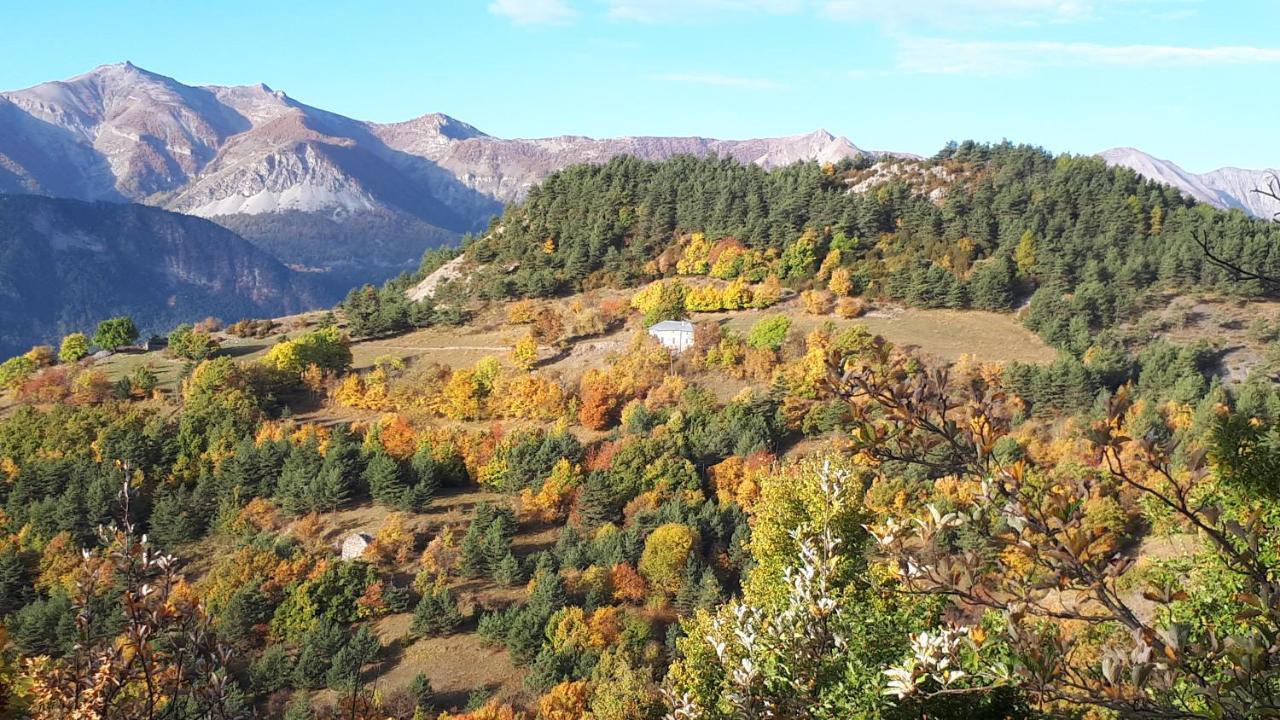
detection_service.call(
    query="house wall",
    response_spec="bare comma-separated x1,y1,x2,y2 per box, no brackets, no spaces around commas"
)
650,330,693,352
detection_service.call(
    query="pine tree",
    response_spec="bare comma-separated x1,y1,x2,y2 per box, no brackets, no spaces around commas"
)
411,589,463,637
408,445,442,510
410,673,434,712
459,522,487,579
148,488,198,549
292,644,329,690
481,521,512,573
577,474,620,531
283,696,315,720
969,256,1015,311
320,428,362,505
325,625,381,691
673,560,702,616
694,567,723,610
313,464,349,513
493,552,522,586
278,439,323,514
363,449,407,508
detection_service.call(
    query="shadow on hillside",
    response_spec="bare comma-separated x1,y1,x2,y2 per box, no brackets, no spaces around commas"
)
435,683,499,713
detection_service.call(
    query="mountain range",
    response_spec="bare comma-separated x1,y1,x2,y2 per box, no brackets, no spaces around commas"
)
0,62,880,284
4,63,1275,252
0,194,313,358
1098,148,1279,220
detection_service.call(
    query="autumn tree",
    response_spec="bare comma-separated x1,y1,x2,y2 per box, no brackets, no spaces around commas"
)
20,489,243,720
168,323,221,361
839,339,1280,718
57,333,90,364
579,368,622,431
511,333,540,372
638,523,697,597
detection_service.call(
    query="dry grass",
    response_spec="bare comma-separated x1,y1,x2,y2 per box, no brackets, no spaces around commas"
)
1133,295,1280,382
710,299,1056,365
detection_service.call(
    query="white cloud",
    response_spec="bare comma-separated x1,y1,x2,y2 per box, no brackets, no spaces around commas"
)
655,72,788,89
488,0,578,25
607,0,802,23
897,37,1280,74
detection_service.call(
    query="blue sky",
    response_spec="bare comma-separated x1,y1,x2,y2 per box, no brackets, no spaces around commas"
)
2,1,1277,172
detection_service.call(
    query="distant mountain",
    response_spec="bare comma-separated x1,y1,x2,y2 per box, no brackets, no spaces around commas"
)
0,63,877,284
1099,148,1280,220
0,194,314,357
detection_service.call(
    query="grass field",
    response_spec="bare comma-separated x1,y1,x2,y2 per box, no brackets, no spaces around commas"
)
712,300,1057,365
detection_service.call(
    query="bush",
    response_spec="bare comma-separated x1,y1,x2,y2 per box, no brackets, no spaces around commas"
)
746,315,791,351
58,333,90,364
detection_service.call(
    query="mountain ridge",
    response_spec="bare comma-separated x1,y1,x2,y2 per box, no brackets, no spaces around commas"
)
1099,146,1279,220
0,63,885,229
0,192,316,357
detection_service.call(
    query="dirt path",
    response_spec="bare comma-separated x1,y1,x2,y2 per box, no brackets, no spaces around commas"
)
366,344,510,351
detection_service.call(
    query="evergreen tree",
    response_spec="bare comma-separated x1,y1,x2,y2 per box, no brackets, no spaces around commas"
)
325,625,381,691
148,488,199,549
363,449,407,508
493,552,523,586
277,438,324,514
411,588,464,637
283,695,315,720
969,256,1016,311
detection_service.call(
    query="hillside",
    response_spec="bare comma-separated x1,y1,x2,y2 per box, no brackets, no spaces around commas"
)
4,137,1280,720
0,193,315,356
435,143,1280,331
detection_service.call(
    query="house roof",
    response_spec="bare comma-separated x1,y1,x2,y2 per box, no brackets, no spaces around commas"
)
648,320,694,333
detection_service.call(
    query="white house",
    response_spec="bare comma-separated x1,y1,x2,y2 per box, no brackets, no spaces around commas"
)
648,320,694,353
340,532,373,560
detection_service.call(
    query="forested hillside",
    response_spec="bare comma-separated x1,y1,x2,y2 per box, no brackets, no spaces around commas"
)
460,142,1280,332
3,145,1280,720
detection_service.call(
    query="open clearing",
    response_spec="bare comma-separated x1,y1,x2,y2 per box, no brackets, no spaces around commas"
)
347,296,1058,378
711,300,1057,365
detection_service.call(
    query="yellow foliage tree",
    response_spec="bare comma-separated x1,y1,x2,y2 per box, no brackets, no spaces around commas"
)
537,680,592,720
494,372,567,420
751,275,782,309
506,299,538,324
518,458,581,524
439,368,483,421
1015,229,1037,278
801,289,834,315
675,232,712,275
370,512,416,566
638,523,698,596
816,248,842,281
511,333,539,372
828,267,853,296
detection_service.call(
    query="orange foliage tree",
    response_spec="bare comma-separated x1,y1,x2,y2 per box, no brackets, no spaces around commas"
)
578,368,622,431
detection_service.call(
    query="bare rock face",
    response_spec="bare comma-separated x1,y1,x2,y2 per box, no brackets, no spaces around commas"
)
0,64,879,234
1099,147,1279,220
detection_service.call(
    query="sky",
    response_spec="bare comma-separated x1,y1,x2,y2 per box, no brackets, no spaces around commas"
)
2,1,1278,172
